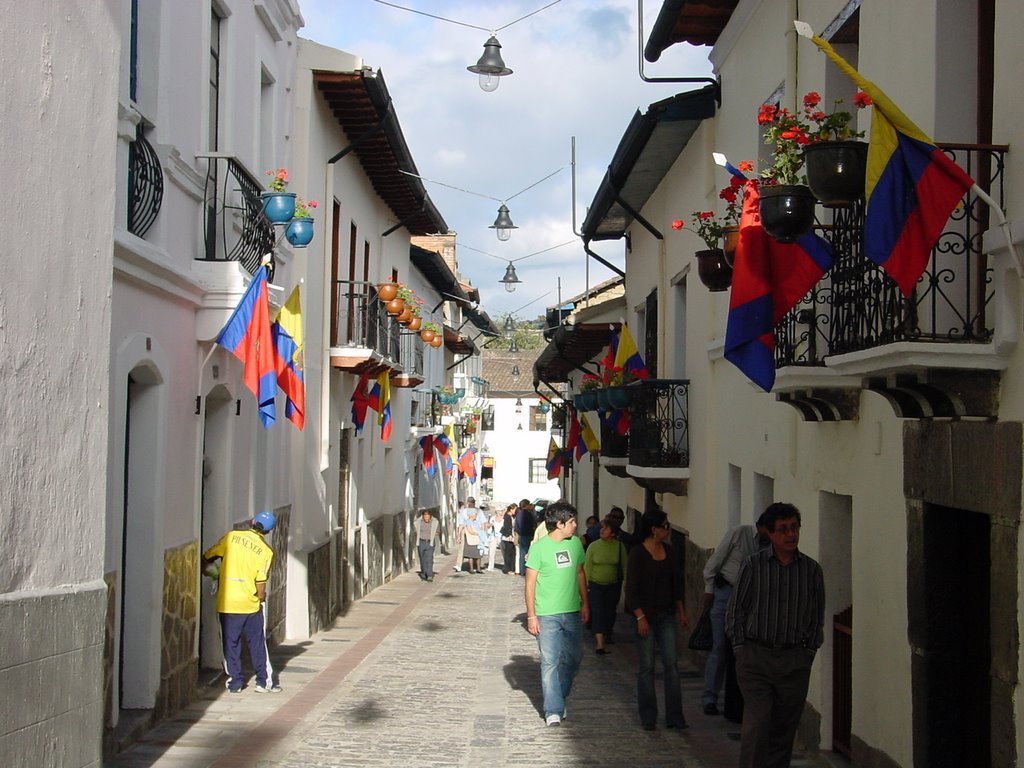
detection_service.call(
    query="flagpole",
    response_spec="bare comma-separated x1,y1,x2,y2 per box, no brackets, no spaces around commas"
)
971,184,1023,277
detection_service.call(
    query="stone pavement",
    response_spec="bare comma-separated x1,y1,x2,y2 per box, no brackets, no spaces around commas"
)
109,552,827,767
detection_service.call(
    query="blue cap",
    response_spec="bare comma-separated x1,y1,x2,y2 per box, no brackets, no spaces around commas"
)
253,511,276,533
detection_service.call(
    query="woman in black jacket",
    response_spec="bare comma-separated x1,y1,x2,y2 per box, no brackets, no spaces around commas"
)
625,508,690,731
500,504,517,574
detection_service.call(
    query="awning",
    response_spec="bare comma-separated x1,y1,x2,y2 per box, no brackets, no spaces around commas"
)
315,69,448,236
580,85,718,242
533,323,621,385
644,0,740,62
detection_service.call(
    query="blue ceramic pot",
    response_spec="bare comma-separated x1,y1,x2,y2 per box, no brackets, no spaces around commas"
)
607,386,632,410
261,192,296,224
595,388,612,411
285,217,314,247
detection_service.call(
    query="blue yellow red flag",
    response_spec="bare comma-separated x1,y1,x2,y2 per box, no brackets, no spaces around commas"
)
725,181,833,391
215,266,276,428
458,447,477,482
376,372,392,441
419,435,436,476
546,438,563,480
350,372,370,433
796,23,973,296
580,413,600,454
271,285,305,430
613,322,649,380
567,411,582,461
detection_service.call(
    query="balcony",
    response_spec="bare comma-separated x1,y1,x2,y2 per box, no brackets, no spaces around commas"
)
197,154,275,278
330,284,428,379
773,144,1011,420
127,124,163,238
626,379,690,495
599,410,630,479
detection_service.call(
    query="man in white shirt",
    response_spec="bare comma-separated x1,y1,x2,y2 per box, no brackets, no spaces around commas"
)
700,513,768,716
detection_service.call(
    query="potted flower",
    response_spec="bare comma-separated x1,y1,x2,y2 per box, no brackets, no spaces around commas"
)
670,171,747,291
575,373,601,412
756,104,817,242
384,283,408,316
261,167,296,223
801,90,873,206
407,305,423,331
420,321,440,344
285,197,318,247
377,282,398,302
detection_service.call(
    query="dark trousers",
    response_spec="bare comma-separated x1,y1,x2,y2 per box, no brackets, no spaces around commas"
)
587,581,621,636
501,539,516,572
220,609,272,690
417,540,435,578
735,643,814,768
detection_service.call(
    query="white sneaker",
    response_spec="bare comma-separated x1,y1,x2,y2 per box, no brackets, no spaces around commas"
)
254,684,282,693
545,713,561,727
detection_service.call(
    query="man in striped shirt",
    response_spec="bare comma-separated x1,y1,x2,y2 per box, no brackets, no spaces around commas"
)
726,503,825,768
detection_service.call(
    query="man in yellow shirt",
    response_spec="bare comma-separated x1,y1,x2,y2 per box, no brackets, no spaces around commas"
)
202,511,279,693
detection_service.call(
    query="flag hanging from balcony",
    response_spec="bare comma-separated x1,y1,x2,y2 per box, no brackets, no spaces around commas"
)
580,413,600,455
350,372,370,433
797,24,974,296
435,431,453,475
604,408,629,436
271,285,305,430
458,447,477,483
419,435,436,476
215,266,276,429
546,438,563,480
567,411,583,461
600,335,618,385
376,372,392,441
614,322,650,380
725,181,833,391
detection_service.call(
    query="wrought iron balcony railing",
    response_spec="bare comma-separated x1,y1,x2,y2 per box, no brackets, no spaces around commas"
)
127,125,163,238
332,284,401,362
198,154,275,278
627,379,690,469
776,144,1006,368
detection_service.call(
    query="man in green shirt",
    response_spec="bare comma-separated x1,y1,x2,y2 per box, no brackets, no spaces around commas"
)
525,500,590,727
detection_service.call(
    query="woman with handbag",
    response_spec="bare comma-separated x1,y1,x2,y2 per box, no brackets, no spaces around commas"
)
625,508,690,731
584,516,627,654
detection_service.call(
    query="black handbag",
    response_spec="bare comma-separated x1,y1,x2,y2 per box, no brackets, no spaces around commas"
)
687,606,714,651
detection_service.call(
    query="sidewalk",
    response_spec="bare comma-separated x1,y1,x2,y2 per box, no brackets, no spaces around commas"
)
109,552,824,767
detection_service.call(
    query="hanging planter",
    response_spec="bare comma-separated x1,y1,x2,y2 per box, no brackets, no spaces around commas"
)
595,388,612,411
695,248,733,292
723,225,740,262
377,282,398,302
576,390,599,411
385,298,405,316
420,322,440,343
758,184,817,243
284,217,314,247
396,307,414,325
607,386,632,410
260,192,296,224
429,335,443,348
407,316,422,331
802,140,868,207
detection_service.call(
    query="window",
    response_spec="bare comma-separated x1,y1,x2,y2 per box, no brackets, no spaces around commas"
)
481,406,495,431
529,406,547,431
208,9,222,152
528,459,547,484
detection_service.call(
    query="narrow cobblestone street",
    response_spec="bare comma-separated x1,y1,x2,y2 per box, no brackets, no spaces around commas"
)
109,551,823,768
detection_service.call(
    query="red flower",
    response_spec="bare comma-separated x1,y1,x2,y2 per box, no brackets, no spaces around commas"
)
853,90,873,108
671,219,684,230
811,110,826,121
719,187,737,203
757,104,778,125
697,211,714,220
803,91,821,108
737,160,754,173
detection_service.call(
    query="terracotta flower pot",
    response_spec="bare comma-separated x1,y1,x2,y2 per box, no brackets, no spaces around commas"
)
385,298,405,316
420,329,436,343
722,225,740,263
430,335,443,348
377,283,398,302
407,317,422,331
396,307,413,324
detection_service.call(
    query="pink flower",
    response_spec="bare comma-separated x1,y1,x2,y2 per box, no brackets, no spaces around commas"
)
671,219,684,230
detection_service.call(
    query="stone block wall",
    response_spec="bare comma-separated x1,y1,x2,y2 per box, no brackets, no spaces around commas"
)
0,583,106,767
156,541,198,723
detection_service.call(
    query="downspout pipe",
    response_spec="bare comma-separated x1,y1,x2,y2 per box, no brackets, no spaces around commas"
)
582,237,625,278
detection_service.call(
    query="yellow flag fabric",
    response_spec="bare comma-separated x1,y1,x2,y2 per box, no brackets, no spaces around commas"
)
580,414,600,453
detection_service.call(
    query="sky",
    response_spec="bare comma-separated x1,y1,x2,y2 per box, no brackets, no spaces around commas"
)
297,0,714,320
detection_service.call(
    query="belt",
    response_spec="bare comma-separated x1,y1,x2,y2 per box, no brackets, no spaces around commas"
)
748,638,803,650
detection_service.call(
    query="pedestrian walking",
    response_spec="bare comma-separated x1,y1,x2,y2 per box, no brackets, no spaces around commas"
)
727,502,825,768
462,507,485,573
524,500,590,727
500,503,518,574
514,498,536,575
625,508,689,731
700,513,769,717
415,508,440,582
201,511,281,694
485,503,503,571
584,516,627,654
